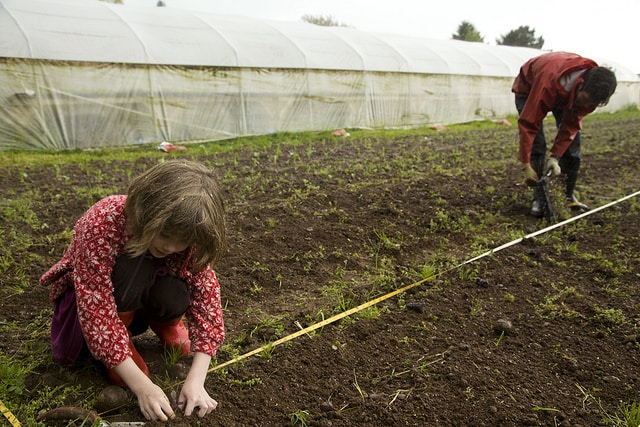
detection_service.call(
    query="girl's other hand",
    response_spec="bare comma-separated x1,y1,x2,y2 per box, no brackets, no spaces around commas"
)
135,382,176,421
178,381,218,417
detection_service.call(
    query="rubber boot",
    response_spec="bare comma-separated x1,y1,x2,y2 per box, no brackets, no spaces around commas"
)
148,316,193,358
566,193,589,211
106,311,150,387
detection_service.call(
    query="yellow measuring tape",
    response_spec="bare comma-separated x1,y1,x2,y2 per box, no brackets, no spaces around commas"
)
209,273,437,374
173,188,636,381
0,399,21,427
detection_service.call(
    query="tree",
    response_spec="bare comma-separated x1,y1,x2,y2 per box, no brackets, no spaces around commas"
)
452,21,484,43
497,26,544,49
301,14,349,27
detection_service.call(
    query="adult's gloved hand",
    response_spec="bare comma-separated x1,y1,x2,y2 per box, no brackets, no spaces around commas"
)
521,164,538,186
545,156,561,177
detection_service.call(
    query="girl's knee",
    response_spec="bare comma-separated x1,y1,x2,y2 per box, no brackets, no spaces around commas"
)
145,276,190,321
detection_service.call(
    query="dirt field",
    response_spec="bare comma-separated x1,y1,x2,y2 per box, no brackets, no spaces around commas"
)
1,112,639,427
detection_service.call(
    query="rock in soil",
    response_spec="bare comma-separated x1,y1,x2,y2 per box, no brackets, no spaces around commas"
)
96,385,130,413
493,318,513,334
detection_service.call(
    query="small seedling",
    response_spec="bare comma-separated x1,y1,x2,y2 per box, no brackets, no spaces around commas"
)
532,406,560,412
231,377,263,387
503,292,515,303
469,297,483,316
162,344,183,369
289,409,310,427
258,342,275,359
331,340,346,351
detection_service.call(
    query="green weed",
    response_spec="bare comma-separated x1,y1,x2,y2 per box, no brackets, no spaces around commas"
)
290,409,310,426
258,342,275,359
577,383,640,427
231,377,263,387
0,353,28,396
469,297,483,317
593,306,627,326
535,286,583,319
503,292,515,303
162,344,183,369
250,312,288,340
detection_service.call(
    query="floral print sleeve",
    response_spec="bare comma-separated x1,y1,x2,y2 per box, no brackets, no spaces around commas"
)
41,195,133,368
183,266,225,356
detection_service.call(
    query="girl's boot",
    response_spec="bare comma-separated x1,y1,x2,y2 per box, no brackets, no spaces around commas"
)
106,311,150,387
148,316,193,358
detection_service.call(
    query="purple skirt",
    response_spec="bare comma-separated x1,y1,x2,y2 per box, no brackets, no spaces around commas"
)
50,287,85,365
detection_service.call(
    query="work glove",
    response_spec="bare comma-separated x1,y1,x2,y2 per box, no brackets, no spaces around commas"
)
545,156,561,177
521,164,538,187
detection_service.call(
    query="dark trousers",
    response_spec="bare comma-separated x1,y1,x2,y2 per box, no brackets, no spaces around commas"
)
515,96,581,197
50,254,190,365
111,254,190,334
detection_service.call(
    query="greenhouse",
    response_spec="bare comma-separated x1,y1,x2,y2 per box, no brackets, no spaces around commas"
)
1,0,638,150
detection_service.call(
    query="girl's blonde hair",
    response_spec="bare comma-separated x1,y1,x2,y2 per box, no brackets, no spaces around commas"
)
124,160,226,271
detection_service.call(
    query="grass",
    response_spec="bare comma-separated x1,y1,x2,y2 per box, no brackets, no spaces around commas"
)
1,110,639,425
577,384,640,427
161,344,184,369
289,409,310,426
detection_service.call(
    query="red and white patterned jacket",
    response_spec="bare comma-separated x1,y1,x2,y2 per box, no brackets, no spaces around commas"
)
39,195,225,369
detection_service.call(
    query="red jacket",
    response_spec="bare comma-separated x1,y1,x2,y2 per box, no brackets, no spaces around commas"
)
40,195,225,368
512,51,598,163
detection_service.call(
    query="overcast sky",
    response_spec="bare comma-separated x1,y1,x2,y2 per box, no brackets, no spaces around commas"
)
125,0,640,75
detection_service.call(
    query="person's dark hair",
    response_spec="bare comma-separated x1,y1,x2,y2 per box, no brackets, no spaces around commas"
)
125,160,227,270
581,66,617,107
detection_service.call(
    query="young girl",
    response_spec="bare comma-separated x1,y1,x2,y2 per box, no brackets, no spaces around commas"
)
40,159,227,421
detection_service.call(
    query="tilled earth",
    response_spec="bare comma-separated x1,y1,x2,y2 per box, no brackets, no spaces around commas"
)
1,112,639,427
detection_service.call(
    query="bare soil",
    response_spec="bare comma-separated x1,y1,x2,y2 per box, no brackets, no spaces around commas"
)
1,113,639,427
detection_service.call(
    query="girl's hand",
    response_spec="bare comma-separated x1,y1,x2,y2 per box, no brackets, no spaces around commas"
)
113,358,176,421
178,351,218,417
135,382,177,421
178,381,218,417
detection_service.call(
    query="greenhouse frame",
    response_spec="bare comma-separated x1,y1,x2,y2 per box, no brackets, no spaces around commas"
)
1,0,638,150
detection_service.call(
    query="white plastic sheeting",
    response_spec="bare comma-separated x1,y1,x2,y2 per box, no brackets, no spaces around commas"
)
1,0,638,150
